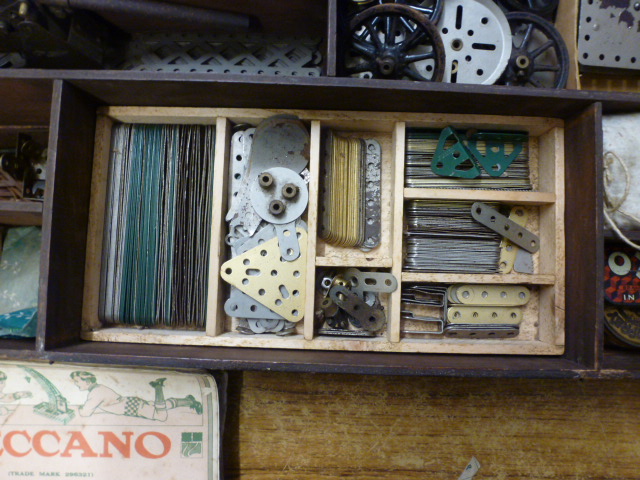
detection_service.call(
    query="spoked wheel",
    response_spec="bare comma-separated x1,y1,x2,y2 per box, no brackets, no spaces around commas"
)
345,3,446,81
497,0,559,18
351,0,443,23
499,12,569,89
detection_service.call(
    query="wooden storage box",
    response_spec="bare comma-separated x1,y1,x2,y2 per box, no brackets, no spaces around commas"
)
81,106,565,356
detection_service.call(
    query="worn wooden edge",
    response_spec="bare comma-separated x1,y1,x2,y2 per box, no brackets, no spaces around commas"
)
401,272,556,285
81,114,113,332
206,117,230,336
315,256,393,268
81,327,564,355
540,127,566,346
403,188,556,204
564,103,602,368
0,201,43,225
99,106,562,134
389,122,405,343
555,0,580,91
304,121,321,341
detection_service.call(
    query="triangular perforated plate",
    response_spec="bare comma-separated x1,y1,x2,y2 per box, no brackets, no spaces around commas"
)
220,228,307,322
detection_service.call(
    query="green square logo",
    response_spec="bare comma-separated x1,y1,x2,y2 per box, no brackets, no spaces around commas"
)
181,432,203,458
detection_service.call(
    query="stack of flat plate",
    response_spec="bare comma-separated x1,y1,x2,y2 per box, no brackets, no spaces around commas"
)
405,129,532,190
404,200,501,273
99,123,215,328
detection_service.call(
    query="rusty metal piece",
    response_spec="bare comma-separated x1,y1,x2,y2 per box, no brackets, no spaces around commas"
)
345,3,445,81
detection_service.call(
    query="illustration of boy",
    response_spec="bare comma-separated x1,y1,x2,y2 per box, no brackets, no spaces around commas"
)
0,370,32,414
70,371,202,421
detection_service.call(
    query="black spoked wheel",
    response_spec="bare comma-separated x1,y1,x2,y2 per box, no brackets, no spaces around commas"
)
346,3,446,81
499,12,569,89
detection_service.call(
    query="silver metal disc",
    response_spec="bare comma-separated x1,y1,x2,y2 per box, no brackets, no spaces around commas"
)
437,0,512,84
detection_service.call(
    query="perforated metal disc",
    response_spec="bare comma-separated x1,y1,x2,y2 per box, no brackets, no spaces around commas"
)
578,0,640,71
437,0,512,84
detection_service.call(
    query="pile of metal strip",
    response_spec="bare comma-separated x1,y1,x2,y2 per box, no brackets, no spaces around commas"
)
316,268,398,336
99,124,215,328
405,129,532,190
402,283,529,338
221,116,311,335
319,131,381,250
404,200,501,273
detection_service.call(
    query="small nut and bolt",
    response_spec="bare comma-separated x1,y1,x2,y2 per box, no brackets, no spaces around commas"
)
269,200,286,215
282,183,299,199
259,172,274,188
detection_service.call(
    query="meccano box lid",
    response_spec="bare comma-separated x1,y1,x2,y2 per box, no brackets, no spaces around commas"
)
0,361,220,480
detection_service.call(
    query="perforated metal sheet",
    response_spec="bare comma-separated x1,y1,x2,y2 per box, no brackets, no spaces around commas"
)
578,0,640,71
120,33,323,76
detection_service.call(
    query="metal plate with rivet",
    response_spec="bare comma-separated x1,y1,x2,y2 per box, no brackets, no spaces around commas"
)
220,228,307,322
447,306,522,325
498,206,529,273
329,285,386,332
448,284,530,306
471,202,540,253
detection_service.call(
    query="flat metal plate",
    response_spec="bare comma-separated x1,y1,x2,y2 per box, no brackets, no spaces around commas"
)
578,0,640,71
220,228,307,322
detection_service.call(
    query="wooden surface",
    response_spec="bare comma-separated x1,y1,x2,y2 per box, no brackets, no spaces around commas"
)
0,201,43,225
38,80,98,351
223,371,640,479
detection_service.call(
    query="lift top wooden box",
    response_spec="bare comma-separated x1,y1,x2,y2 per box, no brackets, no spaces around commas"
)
80,104,565,356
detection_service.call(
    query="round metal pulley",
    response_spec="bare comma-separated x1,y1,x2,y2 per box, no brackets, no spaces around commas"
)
498,12,569,89
345,3,445,81
436,0,512,85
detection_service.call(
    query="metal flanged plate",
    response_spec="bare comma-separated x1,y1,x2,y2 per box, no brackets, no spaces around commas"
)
448,284,530,306
250,167,308,225
220,228,307,322
437,0,512,84
329,285,386,332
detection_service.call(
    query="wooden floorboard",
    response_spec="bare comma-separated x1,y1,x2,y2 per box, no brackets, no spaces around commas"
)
223,371,640,479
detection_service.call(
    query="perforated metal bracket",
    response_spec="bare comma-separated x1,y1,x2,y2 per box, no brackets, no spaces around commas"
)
471,202,539,253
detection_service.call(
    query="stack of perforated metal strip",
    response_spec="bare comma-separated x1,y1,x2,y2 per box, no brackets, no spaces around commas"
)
99,123,215,328
405,129,532,189
404,200,501,273
320,132,366,247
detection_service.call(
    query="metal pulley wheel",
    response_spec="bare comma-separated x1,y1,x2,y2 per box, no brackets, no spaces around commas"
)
436,0,512,85
345,3,445,81
496,0,559,19
498,12,569,89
